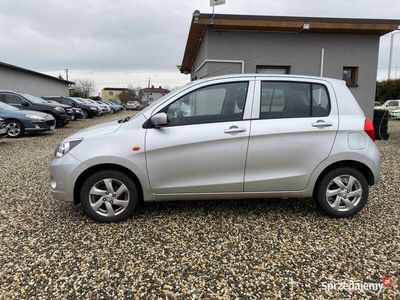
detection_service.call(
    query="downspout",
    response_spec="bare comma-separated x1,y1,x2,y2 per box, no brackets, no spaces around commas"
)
320,48,325,77
195,59,245,74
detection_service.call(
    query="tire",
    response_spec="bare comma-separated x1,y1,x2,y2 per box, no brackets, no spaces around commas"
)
80,170,139,222
380,133,390,140
315,167,369,218
57,120,69,128
81,109,89,119
374,125,388,133
110,109,115,114
6,120,25,138
373,110,388,118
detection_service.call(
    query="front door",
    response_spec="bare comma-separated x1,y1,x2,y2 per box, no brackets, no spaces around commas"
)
146,80,253,194
245,79,338,192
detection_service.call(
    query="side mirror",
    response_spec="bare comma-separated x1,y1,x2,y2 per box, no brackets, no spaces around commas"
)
21,101,29,107
150,112,168,128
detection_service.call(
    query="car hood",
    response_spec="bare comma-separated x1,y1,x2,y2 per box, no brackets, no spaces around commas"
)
66,121,122,140
18,110,54,119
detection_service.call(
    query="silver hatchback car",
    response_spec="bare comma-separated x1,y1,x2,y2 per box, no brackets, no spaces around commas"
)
50,74,381,222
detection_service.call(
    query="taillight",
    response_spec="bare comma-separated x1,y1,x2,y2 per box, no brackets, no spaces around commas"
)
364,118,375,141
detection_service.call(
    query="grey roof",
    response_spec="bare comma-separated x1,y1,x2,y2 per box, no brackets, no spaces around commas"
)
0,61,74,84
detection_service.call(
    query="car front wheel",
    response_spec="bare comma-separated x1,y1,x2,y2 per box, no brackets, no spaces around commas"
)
315,167,369,218
6,120,25,138
80,170,139,222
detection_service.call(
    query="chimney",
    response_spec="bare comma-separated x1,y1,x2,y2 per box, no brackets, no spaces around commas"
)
151,85,154,88
159,86,162,89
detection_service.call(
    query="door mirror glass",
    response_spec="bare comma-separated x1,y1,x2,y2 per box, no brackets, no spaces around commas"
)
151,112,168,128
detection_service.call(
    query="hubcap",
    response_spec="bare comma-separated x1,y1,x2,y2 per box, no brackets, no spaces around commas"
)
82,110,88,118
326,175,362,212
6,122,21,137
89,178,130,217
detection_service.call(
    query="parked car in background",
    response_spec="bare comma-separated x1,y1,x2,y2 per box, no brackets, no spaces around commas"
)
126,100,141,110
0,91,68,127
0,101,55,138
50,74,381,222
43,99,76,121
94,100,112,114
109,100,124,111
374,101,381,107
104,101,122,113
390,109,400,120
378,99,400,111
45,97,100,119
78,98,107,115
0,118,6,138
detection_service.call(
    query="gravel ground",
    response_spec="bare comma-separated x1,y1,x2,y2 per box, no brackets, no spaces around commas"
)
0,112,399,299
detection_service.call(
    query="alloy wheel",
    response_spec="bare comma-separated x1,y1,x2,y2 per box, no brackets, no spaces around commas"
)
6,122,21,137
326,175,362,212
88,178,130,217
82,110,88,119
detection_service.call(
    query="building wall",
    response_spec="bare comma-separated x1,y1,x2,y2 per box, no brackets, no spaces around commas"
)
0,66,69,96
101,90,123,101
140,92,165,104
192,29,380,118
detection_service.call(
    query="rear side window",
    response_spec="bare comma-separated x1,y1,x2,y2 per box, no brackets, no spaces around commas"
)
260,82,330,119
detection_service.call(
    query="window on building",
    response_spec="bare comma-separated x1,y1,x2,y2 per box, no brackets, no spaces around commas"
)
256,66,291,75
343,67,358,87
109,91,113,95
260,82,330,119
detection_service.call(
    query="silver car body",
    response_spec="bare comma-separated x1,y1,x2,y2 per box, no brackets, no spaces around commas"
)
50,74,381,203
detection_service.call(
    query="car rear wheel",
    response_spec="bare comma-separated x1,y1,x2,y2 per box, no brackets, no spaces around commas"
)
81,109,89,119
80,170,139,222
315,167,369,218
6,120,25,138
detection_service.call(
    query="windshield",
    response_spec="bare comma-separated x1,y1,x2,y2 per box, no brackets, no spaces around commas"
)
0,101,19,111
21,93,48,104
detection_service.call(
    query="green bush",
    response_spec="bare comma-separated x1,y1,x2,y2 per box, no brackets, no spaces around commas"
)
376,79,400,103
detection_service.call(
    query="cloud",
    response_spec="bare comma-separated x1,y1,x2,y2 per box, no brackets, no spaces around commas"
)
0,0,399,79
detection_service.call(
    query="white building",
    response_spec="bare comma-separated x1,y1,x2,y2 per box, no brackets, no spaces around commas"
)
140,86,170,105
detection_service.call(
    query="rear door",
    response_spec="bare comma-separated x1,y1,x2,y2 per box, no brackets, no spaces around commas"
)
244,78,338,192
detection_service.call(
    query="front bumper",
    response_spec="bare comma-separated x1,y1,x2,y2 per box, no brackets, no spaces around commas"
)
25,119,56,132
50,153,83,203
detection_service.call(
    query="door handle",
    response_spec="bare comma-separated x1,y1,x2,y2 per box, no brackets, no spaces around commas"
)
312,120,333,128
224,126,247,134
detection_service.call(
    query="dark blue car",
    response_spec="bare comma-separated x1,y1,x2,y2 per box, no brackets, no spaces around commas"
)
0,101,56,138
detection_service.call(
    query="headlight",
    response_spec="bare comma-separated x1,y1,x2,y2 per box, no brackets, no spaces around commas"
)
25,114,45,120
54,107,65,113
54,139,82,158
90,107,97,110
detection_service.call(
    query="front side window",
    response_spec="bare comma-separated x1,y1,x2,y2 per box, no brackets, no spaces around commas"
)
260,81,330,119
5,94,24,105
163,82,249,126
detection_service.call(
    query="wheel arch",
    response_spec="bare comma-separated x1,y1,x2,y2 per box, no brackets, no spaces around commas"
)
73,163,144,205
313,160,375,198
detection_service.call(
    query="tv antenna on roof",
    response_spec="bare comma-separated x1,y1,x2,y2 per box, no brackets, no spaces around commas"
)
210,0,225,23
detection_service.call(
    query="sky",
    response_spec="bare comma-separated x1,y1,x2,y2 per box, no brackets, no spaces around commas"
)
0,0,399,94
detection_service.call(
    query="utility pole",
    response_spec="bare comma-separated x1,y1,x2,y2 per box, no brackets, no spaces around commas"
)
388,31,400,80
65,69,69,81
148,77,151,88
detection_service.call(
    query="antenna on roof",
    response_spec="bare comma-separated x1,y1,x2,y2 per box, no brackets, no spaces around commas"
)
210,0,225,24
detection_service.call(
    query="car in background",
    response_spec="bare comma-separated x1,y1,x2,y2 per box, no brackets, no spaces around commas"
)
46,97,100,119
126,101,141,110
94,100,112,114
0,91,68,127
378,99,400,111
43,99,76,121
78,98,107,115
389,109,400,120
104,101,121,113
0,118,6,138
0,101,55,138
374,101,381,107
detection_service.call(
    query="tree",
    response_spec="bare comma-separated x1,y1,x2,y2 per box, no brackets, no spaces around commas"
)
118,88,137,104
72,79,96,98
376,79,400,103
